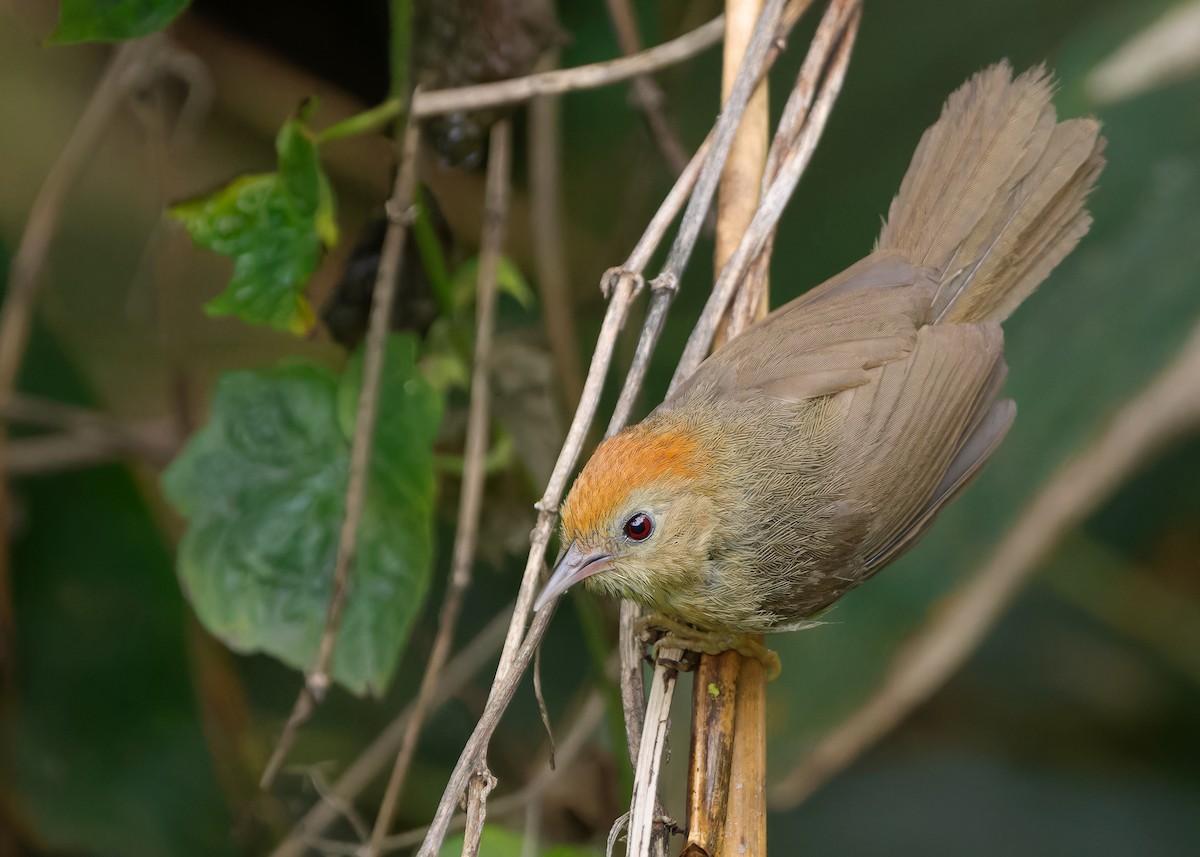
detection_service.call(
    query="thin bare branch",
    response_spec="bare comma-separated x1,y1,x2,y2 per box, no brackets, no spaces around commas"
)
313,688,606,857
604,0,692,174
462,769,498,857
528,75,584,408
769,320,1200,809
412,16,725,119
414,4,811,852
365,119,513,856
270,609,511,857
261,113,424,789
674,0,862,387
0,41,147,400
6,421,177,476
627,647,685,857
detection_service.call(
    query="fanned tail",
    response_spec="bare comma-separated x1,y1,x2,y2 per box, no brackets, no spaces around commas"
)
877,61,1106,324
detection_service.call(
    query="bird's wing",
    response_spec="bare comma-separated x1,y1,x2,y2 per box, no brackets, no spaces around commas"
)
836,321,1010,573
663,251,940,408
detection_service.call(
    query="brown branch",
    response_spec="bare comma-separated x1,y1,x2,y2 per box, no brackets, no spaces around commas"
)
414,4,812,854
260,112,424,789
461,769,498,857
269,608,511,857
310,688,606,856
674,0,862,386
1,394,179,472
5,421,177,476
712,0,772,349
604,0,692,175
0,39,164,682
528,72,585,408
411,16,725,119
769,320,1200,809
684,0,776,850
365,118,513,856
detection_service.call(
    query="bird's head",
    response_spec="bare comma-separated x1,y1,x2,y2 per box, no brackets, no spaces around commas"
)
533,420,723,613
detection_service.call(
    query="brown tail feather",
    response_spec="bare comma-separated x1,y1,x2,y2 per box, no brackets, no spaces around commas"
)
876,61,1106,325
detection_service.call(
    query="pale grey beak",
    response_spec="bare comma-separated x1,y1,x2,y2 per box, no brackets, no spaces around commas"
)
533,541,612,612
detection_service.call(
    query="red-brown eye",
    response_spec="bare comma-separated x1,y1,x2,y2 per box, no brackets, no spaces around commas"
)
623,512,653,541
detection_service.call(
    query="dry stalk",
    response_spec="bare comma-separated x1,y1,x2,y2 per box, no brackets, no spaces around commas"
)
621,3,861,855
411,16,725,119
604,0,692,175
364,119,513,856
684,0,774,850
462,769,499,857
769,319,1200,808
528,58,585,408
414,3,810,854
270,609,511,857
260,114,423,789
309,688,607,856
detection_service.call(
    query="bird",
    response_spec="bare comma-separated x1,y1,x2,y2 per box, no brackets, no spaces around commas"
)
532,62,1106,657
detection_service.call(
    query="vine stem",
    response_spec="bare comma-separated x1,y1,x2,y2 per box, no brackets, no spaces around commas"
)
364,118,513,856
413,4,810,855
259,110,423,790
411,16,726,118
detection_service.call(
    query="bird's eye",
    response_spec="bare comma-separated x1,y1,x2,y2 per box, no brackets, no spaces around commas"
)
623,512,654,541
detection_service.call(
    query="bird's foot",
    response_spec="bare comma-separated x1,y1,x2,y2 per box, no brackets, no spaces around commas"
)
636,613,781,680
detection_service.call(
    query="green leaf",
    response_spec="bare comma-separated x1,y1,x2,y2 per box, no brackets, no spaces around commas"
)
439,827,599,857
170,118,337,335
450,255,536,315
49,0,191,43
162,334,442,695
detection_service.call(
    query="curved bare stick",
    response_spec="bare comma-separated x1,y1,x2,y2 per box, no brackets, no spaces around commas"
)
412,17,725,118
769,322,1200,808
365,119,513,856
261,113,423,788
270,609,511,857
413,4,813,851
674,0,862,388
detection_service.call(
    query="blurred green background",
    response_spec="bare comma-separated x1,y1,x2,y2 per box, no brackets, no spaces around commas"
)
2,0,1199,854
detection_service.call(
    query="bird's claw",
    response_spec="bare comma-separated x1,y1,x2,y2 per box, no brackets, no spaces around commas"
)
635,613,781,680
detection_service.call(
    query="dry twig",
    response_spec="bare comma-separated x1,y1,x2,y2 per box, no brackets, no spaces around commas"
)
310,688,606,856
365,118,514,856
411,16,726,119
414,4,811,853
528,61,585,408
270,609,511,857
682,0,776,851
617,4,861,854
770,321,1200,808
604,0,692,175
260,114,424,789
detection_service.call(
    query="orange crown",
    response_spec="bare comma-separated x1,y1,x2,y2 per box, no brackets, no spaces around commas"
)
560,424,701,539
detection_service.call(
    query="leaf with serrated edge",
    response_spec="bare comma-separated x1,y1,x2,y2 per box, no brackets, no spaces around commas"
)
163,335,441,695
49,0,191,43
170,119,337,335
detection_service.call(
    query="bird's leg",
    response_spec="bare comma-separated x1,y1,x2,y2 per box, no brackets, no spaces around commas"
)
636,612,781,680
